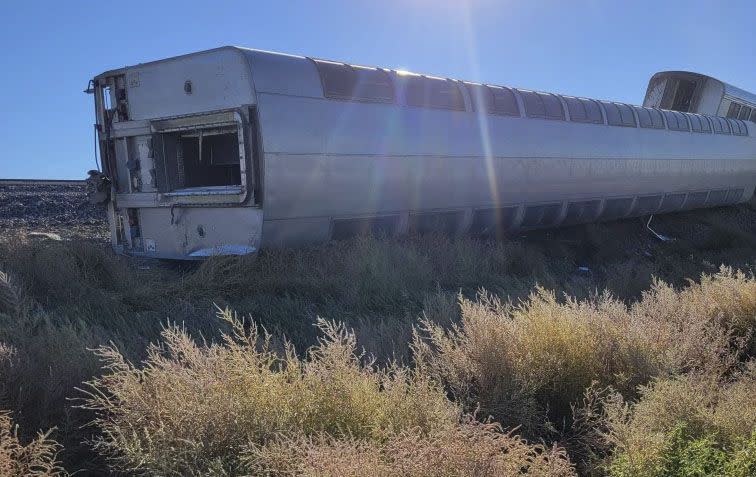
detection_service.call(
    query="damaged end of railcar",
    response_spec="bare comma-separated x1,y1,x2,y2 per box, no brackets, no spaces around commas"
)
87,47,263,259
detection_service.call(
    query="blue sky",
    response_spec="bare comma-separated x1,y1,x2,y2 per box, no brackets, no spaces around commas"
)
1,0,754,179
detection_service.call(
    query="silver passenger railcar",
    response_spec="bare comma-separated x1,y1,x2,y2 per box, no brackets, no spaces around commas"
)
88,47,756,259
644,71,756,122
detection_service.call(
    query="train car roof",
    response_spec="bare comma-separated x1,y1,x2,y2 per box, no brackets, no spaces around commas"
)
650,70,756,106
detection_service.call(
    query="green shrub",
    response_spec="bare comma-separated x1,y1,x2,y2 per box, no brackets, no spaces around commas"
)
604,363,756,476
610,425,756,477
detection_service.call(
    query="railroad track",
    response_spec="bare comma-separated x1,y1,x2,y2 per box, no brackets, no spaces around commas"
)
0,179,86,186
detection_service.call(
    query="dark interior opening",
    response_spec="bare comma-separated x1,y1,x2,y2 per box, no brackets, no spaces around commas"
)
178,131,241,188
408,212,461,235
670,79,696,112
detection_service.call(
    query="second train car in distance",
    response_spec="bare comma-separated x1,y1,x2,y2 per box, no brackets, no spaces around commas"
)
88,47,756,259
644,70,756,122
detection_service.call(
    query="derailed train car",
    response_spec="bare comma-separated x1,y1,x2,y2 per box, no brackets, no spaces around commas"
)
644,71,756,122
88,47,756,259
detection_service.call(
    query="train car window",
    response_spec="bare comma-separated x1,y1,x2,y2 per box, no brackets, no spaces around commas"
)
468,207,518,237
602,102,636,127
314,60,394,103
633,195,662,215
738,106,752,121
352,66,394,102
671,79,696,112
750,109,756,123
542,94,565,120
727,118,748,136
517,90,564,120
686,114,712,133
601,198,633,220
408,211,462,234
562,200,601,225
519,91,545,118
563,96,602,124
658,193,686,213
684,191,708,209
465,83,492,113
706,189,728,206
662,110,690,131
521,204,562,227
489,86,520,116
315,60,353,98
709,116,731,135
726,102,742,119
405,76,465,111
635,107,665,129
465,83,519,116
726,188,744,204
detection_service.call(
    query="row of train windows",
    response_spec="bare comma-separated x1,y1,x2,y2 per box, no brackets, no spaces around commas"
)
488,189,744,230
330,188,745,240
726,101,756,123
313,60,749,136
339,187,747,236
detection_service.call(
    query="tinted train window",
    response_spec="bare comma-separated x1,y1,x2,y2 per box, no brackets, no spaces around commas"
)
707,190,728,206
563,96,602,123
751,109,756,123
659,193,686,212
405,76,465,111
602,102,636,127
601,198,633,220
635,107,665,129
726,188,744,204
726,102,742,119
489,86,520,116
562,200,601,225
316,60,353,98
466,84,519,116
671,79,696,111
738,106,752,121
314,60,394,102
465,83,491,112
517,90,565,120
408,211,461,234
662,110,690,131
352,66,393,102
469,207,517,237
521,204,562,227
686,114,711,133
709,116,731,135
685,191,708,209
728,118,748,136
633,195,662,215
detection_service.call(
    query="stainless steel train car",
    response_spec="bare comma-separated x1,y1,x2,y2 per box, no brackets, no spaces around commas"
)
88,47,756,259
644,71,756,122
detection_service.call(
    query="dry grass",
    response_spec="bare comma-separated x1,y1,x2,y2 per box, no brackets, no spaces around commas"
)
247,418,575,477
602,362,756,476
79,308,574,475
412,289,661,438
0,205,753,475
412,268,756,471
0,412,63,477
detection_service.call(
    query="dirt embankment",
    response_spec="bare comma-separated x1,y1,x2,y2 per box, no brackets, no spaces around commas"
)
0,184,108,240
